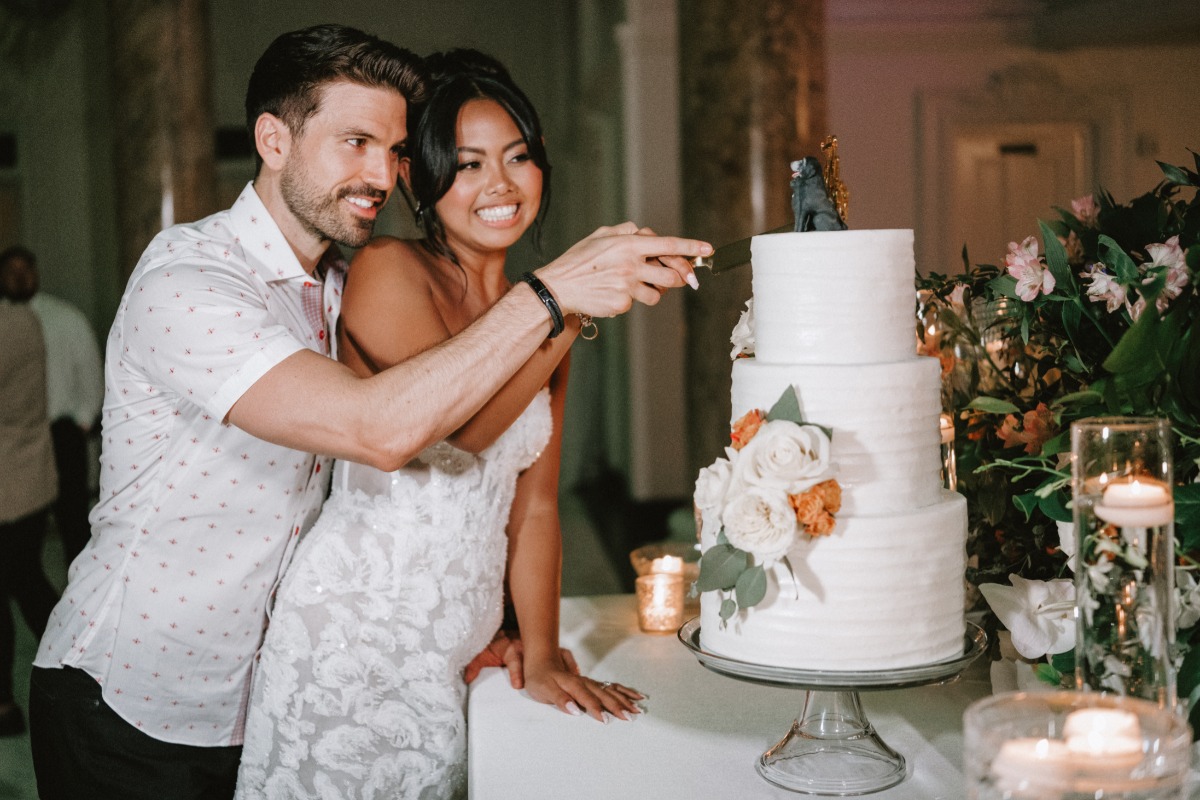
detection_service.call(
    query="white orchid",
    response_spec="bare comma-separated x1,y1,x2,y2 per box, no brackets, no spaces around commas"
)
1056,521,1077,573
1176,568,1200,629
978,574,1076,660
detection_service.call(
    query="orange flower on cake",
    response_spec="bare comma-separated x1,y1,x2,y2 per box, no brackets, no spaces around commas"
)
694,386,843,620
730,409,765,451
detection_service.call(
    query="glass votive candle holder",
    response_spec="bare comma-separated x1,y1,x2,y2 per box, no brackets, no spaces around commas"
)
963,691,1192,799
635,573,685,633
630,541,701,611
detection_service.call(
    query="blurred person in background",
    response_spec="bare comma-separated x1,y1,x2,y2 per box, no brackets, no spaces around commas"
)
0,245,104,566
0,296,59,737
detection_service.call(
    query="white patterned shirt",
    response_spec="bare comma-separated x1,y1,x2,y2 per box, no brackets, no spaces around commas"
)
35,183,345,747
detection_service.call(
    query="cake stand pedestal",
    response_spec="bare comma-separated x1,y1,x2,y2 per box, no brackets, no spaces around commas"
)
678,618,986,796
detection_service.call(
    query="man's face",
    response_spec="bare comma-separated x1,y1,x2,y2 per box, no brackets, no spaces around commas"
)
0,255,38,301
279,81,408,249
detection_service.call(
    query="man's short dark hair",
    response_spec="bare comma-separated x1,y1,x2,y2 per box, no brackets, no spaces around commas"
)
0,244,36,269
244,24,427,171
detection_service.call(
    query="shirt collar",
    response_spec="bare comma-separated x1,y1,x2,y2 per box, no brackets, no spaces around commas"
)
228,182,311,283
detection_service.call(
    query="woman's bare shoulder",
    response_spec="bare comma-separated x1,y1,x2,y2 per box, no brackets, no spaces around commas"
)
350,237,435,283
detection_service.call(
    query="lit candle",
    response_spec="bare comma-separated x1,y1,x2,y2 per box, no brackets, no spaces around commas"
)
990,709,1149,796
651,555,684,575
1063,708,1142,767
1095,477,1174,527
991,738,1074,796
636,573,684,633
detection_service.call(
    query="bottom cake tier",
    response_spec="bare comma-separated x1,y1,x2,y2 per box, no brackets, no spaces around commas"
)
699,491,967,671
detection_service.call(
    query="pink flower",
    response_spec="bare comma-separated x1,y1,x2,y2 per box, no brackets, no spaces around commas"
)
1006,237,1055,301
1070,195,1100,227
1146,235,1186,272
1144,235,1190,312
1081,265,1127,313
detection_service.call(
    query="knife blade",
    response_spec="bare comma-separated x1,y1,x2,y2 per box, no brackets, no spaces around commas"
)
696,223,793,273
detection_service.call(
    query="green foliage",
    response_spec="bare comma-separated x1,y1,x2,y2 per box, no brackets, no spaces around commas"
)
920,155,1200,723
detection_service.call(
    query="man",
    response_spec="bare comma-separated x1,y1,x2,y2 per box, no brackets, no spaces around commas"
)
0,245,105,566
30,23,708,800
0,298,59,739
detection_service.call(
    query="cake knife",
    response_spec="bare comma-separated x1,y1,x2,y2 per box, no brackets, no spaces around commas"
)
694,223,792,274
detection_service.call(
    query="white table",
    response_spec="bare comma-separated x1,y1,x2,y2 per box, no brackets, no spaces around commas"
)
467,594,991,799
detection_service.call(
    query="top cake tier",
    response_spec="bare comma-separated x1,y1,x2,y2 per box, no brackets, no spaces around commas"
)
750,229,916,364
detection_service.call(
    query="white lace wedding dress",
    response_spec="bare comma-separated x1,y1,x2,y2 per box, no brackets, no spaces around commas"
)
234,390,552,800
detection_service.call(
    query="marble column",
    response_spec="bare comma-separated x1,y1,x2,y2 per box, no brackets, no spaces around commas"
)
680,0,829,477
108,0,217,278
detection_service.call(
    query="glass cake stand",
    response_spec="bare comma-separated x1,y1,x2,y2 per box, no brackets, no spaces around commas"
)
678,618,986,796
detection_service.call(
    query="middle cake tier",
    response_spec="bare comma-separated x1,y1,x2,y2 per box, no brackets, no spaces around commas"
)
731,356,944,516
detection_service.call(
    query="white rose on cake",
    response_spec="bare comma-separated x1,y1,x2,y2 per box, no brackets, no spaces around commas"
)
731,419,832,495
721,487,797,563
730,298,755,358
694,453,734,515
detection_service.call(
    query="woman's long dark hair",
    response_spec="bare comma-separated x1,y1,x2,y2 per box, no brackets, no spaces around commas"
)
408,49,551,266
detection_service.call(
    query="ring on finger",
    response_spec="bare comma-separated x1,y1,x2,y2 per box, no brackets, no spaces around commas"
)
599,681,612,689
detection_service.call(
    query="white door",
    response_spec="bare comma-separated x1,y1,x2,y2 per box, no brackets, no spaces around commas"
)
946,122,1093,272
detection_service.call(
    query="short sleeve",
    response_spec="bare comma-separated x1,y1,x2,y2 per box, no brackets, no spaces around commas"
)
121,261,307,419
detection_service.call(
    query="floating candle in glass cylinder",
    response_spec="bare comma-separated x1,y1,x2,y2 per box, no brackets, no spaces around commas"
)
635,573,684,633
1094,477,1174,527
964,691,1192,799
1071,417,1176,706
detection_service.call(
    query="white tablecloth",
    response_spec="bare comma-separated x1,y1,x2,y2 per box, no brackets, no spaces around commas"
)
467,594,992,799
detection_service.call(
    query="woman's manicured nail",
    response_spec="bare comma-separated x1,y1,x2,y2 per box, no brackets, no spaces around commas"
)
566,701,583,716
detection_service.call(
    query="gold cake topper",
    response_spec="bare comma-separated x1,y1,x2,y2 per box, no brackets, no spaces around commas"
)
821,135,849,226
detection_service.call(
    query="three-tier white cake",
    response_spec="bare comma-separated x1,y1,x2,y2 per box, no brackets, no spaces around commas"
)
697,229,967,671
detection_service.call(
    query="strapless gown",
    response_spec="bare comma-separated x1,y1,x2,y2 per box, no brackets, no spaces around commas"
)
234,390,552,799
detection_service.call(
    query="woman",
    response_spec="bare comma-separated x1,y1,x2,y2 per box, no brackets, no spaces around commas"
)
235,50,641,799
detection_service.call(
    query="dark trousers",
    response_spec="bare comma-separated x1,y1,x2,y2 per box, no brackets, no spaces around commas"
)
50,418,94,565
29,666,242,800
0,508,57,703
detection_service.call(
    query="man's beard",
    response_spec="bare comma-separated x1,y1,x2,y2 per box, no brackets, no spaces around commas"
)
280,158,386,249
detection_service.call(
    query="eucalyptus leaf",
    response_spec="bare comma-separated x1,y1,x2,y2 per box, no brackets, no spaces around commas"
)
766,386,803,425
734,565,768,609
719,598,737,621
696,544,748,592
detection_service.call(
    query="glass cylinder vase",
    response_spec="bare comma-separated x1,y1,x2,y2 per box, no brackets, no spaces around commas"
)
1070,417,1175,707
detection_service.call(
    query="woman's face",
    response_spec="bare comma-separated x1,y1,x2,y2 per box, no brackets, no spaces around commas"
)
434,98,543,260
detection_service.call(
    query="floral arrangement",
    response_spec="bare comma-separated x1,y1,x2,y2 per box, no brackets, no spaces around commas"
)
917,155,1200,726
694,385,841,622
